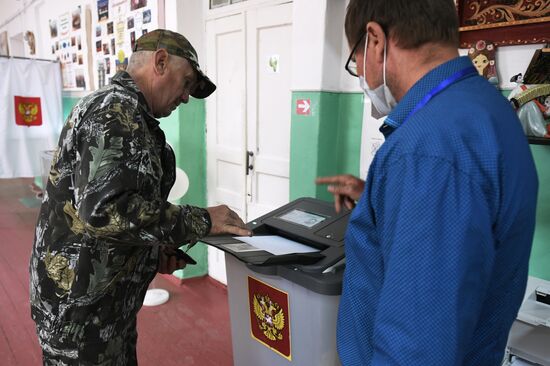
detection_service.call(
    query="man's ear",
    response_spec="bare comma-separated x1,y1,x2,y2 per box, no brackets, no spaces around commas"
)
366,21,386,65
153,49,169,75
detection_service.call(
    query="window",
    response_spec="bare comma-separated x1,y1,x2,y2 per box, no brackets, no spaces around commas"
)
210,0,247,9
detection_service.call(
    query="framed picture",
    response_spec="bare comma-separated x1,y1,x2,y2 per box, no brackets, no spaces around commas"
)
130,0,147,11
97,0,109,22
49,19,58,38
72,6,81,31
457,0,550,48
210,0,229,9
143,9,151,24
130,31,136,50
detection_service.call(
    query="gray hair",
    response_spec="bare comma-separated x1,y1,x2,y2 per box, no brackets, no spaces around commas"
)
127,50,188,73
127,50,154,72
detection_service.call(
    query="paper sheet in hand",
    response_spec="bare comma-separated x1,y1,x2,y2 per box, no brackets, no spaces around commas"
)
231,235,320,256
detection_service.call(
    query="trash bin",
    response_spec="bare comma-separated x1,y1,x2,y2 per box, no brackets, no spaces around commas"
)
203,198,349,366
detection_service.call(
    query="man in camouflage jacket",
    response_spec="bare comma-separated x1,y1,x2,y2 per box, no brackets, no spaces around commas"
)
30,29,250,365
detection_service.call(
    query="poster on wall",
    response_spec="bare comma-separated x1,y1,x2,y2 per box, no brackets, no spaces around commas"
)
98,0,109,21
59,12,71,38
91,0,159,89
130,0,148,11
48,4,91,91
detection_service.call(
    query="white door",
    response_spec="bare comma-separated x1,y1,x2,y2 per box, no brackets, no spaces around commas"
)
206,13,247,284
245,3,292,220
206,2,293,284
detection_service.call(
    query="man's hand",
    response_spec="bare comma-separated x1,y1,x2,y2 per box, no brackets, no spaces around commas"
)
316,174,365,213
158,246,188,274
207,205,252,236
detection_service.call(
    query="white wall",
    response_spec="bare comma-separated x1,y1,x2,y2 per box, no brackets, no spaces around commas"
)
175,0,205,65
0,0,93,59
1,0,52,58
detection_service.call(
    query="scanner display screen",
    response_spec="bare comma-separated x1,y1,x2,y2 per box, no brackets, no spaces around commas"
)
278,209,326,228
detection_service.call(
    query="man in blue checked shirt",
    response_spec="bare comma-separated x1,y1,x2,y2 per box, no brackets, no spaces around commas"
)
317,1,538,365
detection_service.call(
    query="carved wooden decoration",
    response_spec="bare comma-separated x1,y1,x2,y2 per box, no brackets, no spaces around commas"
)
457,0,550,48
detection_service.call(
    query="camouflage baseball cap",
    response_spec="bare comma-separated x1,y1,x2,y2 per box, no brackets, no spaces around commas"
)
133,29,216,99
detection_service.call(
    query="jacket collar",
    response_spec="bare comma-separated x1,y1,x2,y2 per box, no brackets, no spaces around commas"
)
380,56,476,138
111,71,160,128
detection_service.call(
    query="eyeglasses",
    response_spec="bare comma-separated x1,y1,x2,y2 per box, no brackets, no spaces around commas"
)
345,33,366,78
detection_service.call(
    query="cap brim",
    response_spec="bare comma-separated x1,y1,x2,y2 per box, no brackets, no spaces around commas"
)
192,74,216,99
189,62,216,99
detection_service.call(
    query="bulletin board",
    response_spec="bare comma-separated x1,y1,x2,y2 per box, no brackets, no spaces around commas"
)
48,4,92,90
91,0,161,89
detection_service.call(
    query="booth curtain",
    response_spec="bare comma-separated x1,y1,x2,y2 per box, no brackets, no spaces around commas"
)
0,58,63,178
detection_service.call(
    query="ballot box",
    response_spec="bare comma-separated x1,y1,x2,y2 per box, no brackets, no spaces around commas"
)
506,276,550,366
203,198,349,365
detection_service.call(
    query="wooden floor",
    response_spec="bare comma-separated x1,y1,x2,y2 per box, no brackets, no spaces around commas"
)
0,178,233,366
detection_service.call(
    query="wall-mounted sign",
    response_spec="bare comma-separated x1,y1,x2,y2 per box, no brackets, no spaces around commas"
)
296,99,311,116
268,54,280,73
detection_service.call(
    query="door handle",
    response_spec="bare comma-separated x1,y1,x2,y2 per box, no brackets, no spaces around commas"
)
246,150,254,175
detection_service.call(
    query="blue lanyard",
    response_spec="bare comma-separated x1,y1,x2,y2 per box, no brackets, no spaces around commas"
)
403,66,478,124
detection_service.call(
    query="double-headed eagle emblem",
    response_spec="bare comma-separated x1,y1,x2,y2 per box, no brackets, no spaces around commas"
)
18,102,39,124
253,294,285,341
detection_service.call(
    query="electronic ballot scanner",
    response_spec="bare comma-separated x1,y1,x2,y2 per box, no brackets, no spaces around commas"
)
203,198,350,365
202,197,350,295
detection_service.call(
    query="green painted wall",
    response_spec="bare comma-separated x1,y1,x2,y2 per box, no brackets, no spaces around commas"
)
335,93,363,176
63,97,81,120
290,90,550,281
529,145,550,281
290,91,364,201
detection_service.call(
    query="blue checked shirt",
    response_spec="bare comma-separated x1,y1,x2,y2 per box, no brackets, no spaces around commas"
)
337,56,538,365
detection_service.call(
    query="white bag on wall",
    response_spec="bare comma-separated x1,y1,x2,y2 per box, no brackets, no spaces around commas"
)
0,57,63,178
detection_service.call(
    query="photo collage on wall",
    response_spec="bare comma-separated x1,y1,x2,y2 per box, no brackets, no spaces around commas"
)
93,0,157,89
49,5,89,90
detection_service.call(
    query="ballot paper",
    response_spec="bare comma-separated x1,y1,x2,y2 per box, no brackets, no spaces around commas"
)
232,235,320,256
510,357,538,366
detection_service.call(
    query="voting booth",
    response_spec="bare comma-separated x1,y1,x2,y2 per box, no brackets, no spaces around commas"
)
203,198,350,365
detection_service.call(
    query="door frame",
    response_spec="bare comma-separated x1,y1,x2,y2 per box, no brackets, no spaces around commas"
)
204,0,294,284
203,0,292,20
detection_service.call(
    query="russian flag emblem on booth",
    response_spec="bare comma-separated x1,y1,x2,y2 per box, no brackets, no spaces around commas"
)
14,96,42,127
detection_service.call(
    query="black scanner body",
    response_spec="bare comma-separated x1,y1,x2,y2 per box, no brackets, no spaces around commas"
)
202,198,350,295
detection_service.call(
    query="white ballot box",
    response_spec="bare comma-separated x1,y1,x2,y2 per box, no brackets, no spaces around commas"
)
203,198,350,366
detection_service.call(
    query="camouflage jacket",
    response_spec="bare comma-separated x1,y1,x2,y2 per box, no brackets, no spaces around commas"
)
29,71,211,344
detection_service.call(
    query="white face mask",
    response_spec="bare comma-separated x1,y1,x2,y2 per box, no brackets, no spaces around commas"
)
359,33,397,119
